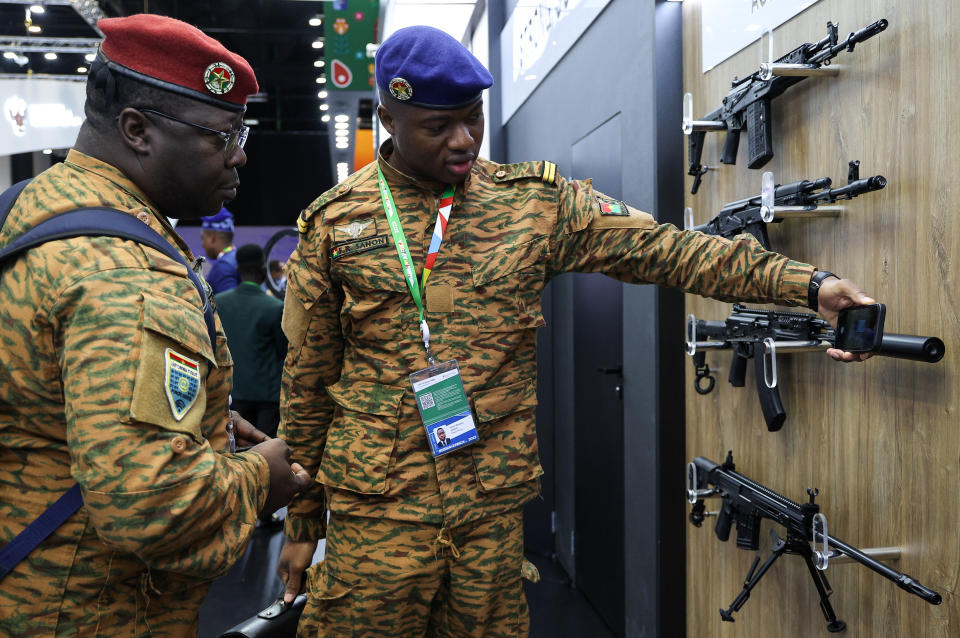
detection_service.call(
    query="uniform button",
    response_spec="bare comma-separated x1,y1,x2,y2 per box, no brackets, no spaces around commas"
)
338,185,351,195
495,170,507,178
171,437,187,453
136,211,151,224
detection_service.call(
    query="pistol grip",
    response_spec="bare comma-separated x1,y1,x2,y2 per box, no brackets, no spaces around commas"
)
720,129,740,165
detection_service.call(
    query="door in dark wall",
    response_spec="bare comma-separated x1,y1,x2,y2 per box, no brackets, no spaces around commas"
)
571,113,625,637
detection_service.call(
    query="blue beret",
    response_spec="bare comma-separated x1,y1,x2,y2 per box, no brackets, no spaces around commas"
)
201,207,234,232
375,26,493,110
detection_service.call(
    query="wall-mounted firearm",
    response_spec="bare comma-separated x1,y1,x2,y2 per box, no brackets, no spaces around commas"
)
685,162,886,250
685,305,945,431
683,18,888,194
687,452,942,631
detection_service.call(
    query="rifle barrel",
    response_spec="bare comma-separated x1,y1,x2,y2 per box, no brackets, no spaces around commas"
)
828,535,942,605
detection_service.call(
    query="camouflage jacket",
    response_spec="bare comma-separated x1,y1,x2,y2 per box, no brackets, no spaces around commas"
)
280,140,815,541
0,151,270,637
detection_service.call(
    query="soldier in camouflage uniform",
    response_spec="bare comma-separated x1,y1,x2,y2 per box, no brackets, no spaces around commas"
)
277,26,873,637
0,15,309,637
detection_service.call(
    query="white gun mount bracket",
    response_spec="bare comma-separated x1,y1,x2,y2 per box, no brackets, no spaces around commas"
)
759,170,844,223
758,27,842,82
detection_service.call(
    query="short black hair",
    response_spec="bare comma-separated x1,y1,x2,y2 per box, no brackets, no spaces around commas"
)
84,60,198,131
236,243,266,282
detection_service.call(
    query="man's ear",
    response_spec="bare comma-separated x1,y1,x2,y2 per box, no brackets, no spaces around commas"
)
377,102,396,135
117,107,152,155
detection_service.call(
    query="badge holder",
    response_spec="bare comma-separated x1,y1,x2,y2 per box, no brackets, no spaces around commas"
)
409,359,478,457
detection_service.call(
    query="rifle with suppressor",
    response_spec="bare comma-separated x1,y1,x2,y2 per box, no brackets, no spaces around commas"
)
687,161,886,250
685,305,945,431
684,18,888,194
687,452,942,631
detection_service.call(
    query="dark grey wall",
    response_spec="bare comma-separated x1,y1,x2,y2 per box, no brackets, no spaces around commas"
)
493,1,684,636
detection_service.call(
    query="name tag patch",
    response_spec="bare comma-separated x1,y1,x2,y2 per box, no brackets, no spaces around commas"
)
597,196,629,216
331,235,389,259
164,348,200,421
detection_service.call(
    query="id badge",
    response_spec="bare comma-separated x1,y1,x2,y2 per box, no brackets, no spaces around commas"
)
409,360,478,457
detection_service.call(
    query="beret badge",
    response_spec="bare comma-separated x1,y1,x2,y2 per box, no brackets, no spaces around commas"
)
204,61,236,95
389,77,413,101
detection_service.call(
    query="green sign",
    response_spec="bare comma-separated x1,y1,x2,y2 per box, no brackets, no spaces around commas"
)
324,0,379,91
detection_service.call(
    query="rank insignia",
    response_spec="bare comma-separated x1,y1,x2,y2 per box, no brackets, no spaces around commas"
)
164,348,200,421
389,77,413,101
204,62,236,95
598,196,629,216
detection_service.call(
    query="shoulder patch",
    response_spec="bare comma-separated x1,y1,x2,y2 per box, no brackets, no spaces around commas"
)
597,194,628,216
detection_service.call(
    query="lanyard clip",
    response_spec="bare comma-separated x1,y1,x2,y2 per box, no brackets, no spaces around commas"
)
420,320,437,366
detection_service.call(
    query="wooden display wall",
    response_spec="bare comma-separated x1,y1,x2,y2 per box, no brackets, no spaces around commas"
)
683,0,957,636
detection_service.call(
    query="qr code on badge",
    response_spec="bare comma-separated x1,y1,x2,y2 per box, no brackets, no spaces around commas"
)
419,393,435,410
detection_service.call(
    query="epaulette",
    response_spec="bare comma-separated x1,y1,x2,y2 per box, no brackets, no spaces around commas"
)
490,160,558,185
297,182,355,234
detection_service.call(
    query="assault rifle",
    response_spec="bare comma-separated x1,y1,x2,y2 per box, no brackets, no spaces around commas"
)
684,18,888,194
687,452,942,631
685,305,945,431
686,161,886,250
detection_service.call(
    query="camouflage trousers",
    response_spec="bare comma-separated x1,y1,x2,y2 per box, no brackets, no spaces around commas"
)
297,509,528,637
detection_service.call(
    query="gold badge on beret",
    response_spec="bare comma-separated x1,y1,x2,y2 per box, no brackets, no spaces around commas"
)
389,77,413,101
204,62,236,95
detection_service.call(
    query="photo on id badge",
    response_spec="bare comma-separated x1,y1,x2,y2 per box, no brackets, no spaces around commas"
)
409,360,479,457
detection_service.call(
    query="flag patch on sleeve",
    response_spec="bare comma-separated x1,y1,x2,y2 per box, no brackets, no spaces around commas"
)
597,196,629,216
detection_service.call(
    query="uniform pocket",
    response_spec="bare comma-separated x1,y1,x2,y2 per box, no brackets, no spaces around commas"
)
128,291,216,441
470,378,542,491
470,237,547,332
319,379,405,494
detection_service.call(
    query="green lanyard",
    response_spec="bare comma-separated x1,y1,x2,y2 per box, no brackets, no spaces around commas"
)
377,166,454,365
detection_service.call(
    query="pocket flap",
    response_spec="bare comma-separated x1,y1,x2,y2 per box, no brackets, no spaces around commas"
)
326,378,406,416
141,291,215,364
471,236,547,287
471,378,537,423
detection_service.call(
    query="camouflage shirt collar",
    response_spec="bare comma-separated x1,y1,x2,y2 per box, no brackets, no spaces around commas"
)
377,138,474,199
62,149,193,258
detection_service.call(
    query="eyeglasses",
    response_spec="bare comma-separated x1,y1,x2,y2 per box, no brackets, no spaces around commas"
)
138,108,249,155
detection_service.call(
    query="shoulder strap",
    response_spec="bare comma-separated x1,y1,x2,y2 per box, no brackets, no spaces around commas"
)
0,207,217,348
0,484,82,582
0,179,32,230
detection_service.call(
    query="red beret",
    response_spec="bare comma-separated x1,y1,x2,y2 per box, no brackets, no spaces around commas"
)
98,14,258,111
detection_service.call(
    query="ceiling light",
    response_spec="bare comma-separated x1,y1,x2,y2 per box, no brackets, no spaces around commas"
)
319,103,329,111
311,40,323,49
336,143,349,150
84,52,95,62
334,114,349,123
316,76,326,84
335,130,349,138
317,90,328,99
44,52,57,60
76,66,88,73
28,25,42,33
313,60,325,68
42,148,52,154
321,114,330,123
3,52,15,60
30,5,45,14
334,122,349,130
243,118,260,126
308,17,322,27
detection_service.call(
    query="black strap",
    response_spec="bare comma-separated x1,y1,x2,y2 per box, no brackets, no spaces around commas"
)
0,204,216,348
0,179,31,229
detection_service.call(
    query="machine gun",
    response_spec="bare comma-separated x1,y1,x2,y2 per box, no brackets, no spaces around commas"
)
687,452,942,631
687,161,886,250
684,18,888,194
685,305,945,431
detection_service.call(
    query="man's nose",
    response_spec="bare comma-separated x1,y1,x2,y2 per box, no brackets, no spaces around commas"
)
448,123,475,150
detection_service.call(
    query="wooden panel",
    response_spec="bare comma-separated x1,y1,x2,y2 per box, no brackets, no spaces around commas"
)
683,1,957,636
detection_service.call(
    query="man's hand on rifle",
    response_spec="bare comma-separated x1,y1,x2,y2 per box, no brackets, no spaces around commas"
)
816,277,877,362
